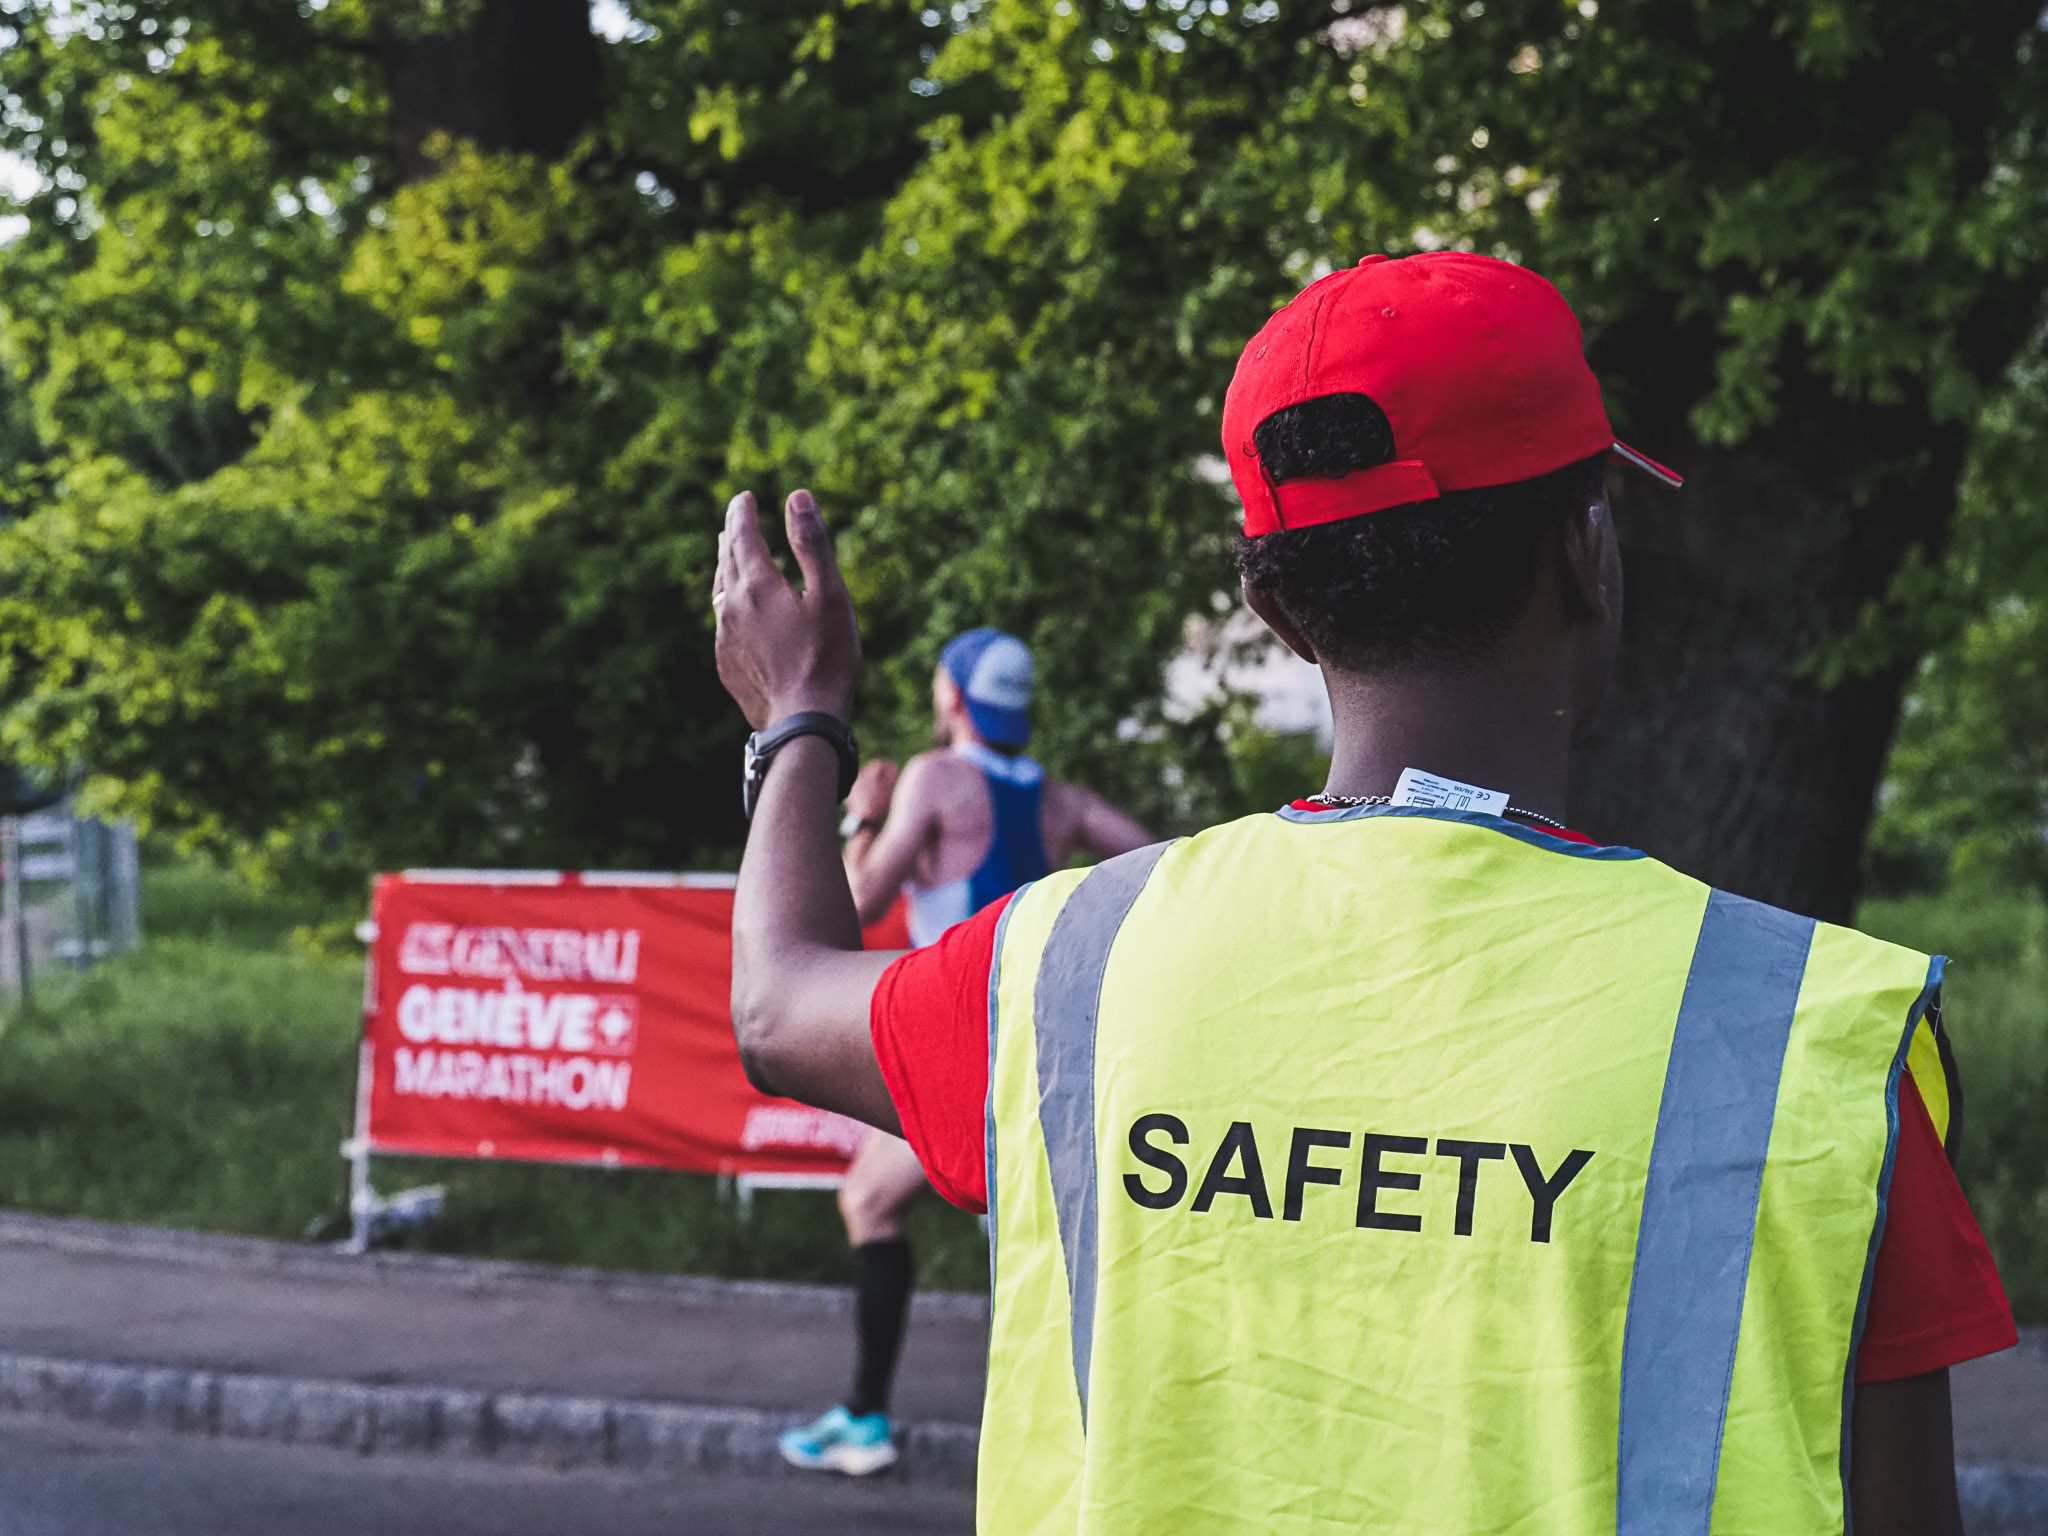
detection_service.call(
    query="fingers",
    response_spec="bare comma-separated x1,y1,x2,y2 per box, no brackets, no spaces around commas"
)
724,490,779,589
785,489,846,599
717,498,746,590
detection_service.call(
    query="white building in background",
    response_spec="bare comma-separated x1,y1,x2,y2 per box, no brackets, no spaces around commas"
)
1165,604,1333,746
1165,456,1335,747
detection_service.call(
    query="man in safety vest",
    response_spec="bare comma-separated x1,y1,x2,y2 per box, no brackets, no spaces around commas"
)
778,627,1150,1476
711,251,2014,1535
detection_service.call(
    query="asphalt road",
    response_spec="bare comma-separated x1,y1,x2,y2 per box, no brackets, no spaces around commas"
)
0,1228,988,1425
0,1416,975,1536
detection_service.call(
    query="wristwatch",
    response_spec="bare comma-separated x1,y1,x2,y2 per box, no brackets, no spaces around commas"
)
742,711,859,821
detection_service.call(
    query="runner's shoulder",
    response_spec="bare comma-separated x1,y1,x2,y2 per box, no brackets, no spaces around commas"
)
899,747,970,783
894,748,981,806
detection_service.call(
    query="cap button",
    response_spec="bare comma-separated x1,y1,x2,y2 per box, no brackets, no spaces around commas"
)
1356,254,1390,266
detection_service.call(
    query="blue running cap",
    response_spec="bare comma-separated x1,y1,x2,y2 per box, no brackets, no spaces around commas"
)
941,628,1033,748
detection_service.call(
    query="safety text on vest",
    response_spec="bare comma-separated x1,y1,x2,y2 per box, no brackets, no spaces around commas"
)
1123,1114,1594,1243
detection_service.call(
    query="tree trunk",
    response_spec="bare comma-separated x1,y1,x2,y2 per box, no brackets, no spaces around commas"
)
381,0,601,181
1571,376,1966,923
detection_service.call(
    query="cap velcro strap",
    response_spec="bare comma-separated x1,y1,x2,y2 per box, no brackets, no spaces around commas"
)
1611,440,1685,488
1271,460,1441,531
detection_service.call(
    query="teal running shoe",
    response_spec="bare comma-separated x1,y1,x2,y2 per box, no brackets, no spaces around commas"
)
777,1405,899,1476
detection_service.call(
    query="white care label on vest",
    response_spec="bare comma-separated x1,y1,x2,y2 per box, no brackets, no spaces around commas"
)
1390,767,1510,816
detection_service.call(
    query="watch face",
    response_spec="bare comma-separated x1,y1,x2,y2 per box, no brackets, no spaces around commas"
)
741,719,855,821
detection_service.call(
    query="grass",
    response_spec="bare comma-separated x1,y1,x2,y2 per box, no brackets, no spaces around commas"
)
0,858,989,1290
1,859,2041,1319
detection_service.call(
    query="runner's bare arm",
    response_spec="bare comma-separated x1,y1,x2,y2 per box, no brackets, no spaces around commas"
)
714,489,903,1132
844,756,941,925
1849,1370,1965,1536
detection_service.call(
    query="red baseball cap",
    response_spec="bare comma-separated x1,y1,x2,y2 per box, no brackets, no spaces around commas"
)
1223,252,1681,538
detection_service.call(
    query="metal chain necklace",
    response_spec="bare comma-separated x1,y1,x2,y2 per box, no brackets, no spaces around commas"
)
1303,791,1570,835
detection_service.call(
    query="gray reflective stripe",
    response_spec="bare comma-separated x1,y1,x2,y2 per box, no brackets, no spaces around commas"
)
1033,841,1172,1425
983,889,1029,1302
1617,888,1816,1535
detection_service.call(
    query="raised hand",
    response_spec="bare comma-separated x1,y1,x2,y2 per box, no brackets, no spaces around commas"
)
713,488,862,729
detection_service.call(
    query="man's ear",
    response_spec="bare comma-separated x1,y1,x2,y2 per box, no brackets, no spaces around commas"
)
1243,580,1319,665
1559,497,1616,627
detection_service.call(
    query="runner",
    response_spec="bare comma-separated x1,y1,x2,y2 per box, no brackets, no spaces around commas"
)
776,628,1150,1476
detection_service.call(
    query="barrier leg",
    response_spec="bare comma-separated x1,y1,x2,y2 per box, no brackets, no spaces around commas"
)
3,817,28,1008
345,1135,374,1255
732,1171,842,1226
344,1037,375,1254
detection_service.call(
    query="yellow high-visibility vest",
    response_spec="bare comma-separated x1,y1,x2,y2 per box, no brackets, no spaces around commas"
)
982,804,1943,1536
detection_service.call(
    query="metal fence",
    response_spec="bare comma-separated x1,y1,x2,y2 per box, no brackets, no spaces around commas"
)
0,803,142,1002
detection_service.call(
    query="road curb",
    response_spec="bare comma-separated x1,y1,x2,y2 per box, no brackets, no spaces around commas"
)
0,1351,979,1487
1960,1465,2048,1534
4,1214,2040,1521
0,1210,989,1323
2,1349,2042,1522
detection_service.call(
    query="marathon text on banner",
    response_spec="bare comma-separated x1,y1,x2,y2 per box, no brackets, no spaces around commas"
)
359,874,870,1175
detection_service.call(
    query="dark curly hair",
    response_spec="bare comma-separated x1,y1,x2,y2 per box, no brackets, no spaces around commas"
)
1234,394,1607,675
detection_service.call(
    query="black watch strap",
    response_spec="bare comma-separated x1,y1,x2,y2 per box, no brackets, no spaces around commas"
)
743,711,859,821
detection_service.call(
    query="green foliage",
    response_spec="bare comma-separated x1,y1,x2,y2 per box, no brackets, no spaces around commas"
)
825,0,2048,843
1,0,2046,883
1872,601,2048,895
0,0,953,880
1870,331,2048,895
0,854,986,1284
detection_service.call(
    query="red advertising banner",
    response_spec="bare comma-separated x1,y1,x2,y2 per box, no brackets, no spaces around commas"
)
360,872,899,1177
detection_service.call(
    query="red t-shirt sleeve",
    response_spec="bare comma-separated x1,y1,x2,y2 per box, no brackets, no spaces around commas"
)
869,894,1008,1213
871,909,2018,1376
1855,1070,2016,1380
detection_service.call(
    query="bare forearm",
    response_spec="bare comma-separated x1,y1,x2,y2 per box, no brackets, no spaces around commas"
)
731,736,898,1126
713,487,899,1129
1850,1371,1964,1536
738,736,864,965
840,767,927,924
842,832,893,926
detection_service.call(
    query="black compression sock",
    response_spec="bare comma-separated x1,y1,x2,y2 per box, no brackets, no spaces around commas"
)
846,1238,915,1419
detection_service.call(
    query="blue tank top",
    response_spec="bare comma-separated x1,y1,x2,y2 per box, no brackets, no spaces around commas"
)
906,744,1052,948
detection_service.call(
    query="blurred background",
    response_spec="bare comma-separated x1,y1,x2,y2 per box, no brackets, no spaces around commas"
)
0,0,2043,1332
